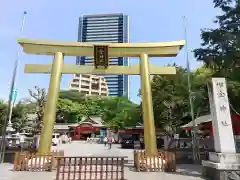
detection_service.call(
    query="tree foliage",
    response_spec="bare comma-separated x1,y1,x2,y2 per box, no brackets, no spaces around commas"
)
98,97,140,129
194,0,240,113
11,103,32,133
0,88,141,134
59,90,87,103
57,91,141,129
28,86,47,134
194,0,240,79
152,65,189,131
0,101,33,134
151,65,216,134
56,98,87,123
0,100,7,134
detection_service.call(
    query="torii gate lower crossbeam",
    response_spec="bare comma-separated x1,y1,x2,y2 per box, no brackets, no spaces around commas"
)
18,39,185,156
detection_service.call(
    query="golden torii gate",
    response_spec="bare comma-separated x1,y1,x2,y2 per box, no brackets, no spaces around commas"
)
18,39,184,156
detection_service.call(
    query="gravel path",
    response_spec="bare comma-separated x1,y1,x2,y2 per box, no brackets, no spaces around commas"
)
0,141,207,180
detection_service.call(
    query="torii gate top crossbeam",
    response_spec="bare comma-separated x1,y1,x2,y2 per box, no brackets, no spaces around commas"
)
18,39,185,57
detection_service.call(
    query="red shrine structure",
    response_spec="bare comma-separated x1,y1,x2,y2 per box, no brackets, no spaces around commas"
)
118,124,163,137
182,115,240,136
69,116,106,140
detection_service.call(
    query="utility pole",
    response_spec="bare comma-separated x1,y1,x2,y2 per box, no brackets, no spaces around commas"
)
182,16,200,163
0,11,27,163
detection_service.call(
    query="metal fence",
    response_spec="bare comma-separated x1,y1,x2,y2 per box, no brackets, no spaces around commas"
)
56,156,126,180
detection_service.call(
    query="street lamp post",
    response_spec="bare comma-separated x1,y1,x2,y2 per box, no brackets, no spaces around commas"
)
0,11,27,163
182,16,200,163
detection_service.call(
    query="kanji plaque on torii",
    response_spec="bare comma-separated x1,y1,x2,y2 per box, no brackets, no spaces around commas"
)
94,45,109,69
18,39,184,155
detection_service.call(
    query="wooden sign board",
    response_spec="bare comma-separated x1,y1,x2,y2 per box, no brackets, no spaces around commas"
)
94,45,109,68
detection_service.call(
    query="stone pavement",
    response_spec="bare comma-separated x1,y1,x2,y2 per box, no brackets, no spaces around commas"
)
0,141,207,180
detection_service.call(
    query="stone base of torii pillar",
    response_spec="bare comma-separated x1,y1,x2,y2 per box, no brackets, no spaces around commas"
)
202,78,240,180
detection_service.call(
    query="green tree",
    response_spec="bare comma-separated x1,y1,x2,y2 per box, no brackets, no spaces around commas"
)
151,65,189,133
151,65,213,134
99,96,141,129
59,90,87,103
11,103,32,133
57,90,141,128
56,98,87,123
28,86,47,134
191,67,213,117
194,0,240,112
84,97,105,117
194,0,240,80
0,101,7,135
58,90,104,118
57,91,105,122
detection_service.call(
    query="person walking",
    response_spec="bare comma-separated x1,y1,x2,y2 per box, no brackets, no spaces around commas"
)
103,136,108,147
108,137,113,150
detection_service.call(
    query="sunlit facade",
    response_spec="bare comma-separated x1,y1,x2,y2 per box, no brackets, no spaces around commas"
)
69,74,108,96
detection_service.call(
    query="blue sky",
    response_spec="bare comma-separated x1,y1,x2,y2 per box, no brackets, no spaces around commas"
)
0,0,219,104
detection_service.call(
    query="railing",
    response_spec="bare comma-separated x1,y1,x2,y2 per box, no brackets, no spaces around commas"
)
13,150,64,171
133,150,176,172
13,152,53,171
56,156,126,180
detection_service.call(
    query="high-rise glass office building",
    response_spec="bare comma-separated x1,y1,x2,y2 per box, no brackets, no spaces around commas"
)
76,13,129,98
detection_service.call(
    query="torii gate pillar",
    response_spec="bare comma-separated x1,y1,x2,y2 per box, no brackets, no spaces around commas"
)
38,52,64,153
140,53,157,154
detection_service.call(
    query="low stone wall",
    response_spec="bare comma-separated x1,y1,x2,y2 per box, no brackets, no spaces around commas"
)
202,166,240,180
202,152,240,180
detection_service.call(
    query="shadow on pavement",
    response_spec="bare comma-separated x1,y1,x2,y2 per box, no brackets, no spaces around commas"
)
168,171,203,178
125,163,207,178
125,164,136,172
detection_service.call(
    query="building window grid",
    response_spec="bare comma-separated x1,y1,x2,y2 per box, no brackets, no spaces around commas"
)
84,28,121,32
85,27,122,32
84,19,123,23
77,14,128,97
83,29,122,34
84,17,120,20
84,16,121,20
84,20,120,24
85,37,120,41
84,31,121,35
86,34,121,38
85,36,122,40
85,24,123,28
